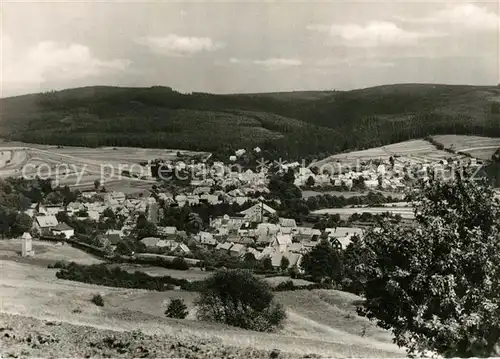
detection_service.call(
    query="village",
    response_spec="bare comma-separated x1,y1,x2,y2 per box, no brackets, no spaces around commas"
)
15,144,488,274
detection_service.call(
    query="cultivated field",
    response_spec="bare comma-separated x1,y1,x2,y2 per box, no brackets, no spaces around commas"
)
313,206,415,220
311,139,459,168
431,135,500,160
0,254,404,357
0,141,207,189
302,190,405,200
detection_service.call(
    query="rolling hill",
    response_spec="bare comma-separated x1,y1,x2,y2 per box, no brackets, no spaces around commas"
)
1,84,500,159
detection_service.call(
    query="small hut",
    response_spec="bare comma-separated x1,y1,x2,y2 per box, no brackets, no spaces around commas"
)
21,232,34,257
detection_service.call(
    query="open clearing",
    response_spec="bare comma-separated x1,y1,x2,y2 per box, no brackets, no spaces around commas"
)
113,263,212,281
431,135,500,160
0,255,404,357
0,239,103,265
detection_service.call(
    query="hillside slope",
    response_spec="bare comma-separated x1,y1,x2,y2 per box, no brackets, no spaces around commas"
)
0,257,404,358
1,84,499,159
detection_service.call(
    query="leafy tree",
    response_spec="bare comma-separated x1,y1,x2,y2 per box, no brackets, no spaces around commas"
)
165,299,189,319
359,169,500,357
340,235,375,295
242,252,257,269
282,168,296,184
11,213,33,237
102,207,115,219
261,257,273,271
74,209,89,217
196,269,286,331
186,212,203,234
301,239,342,282
137,221,157,239
306,175,316,187
280,256,290,271
91,293,104,307
268,213,280,224
0,206,10,238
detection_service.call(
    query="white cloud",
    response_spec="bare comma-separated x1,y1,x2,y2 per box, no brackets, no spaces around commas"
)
314,57,394,69
2,38,130,92
308,21,442,47
252,58,302,68
398,4,499,31
229,57,241,64
227,57,302,69
136,34,224,57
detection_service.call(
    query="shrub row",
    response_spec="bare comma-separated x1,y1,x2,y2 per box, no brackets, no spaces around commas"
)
55,262,190,291
273,280,324,292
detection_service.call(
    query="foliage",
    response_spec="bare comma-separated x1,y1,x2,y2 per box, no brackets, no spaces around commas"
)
340,235,376,295
186,212,203,234
359,168,500,357
301,239,342,282
135,214,157,239
91,293,104,307
55,262,186,291
165,299,189,319
196,269,286,331
280,256,290,271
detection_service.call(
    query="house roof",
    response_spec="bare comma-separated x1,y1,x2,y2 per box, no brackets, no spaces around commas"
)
328,227,364,238
275,234,292,246
216,242,233,251
140,237,160,247
52,222,73,231
287,243,304,253
256,233,274,244
177,243,191,253
271,251,284,267
156,239,175,248
35,215,58,228
333,236,352,250
246,247,262,260
256,223,281,236
286,252,303,267
160,226,177,235
229,243,245,253
295,227,321,236
107,233,121,245
232,237,254,245
261,246,276,258
279,218,297,228
239,202,276,216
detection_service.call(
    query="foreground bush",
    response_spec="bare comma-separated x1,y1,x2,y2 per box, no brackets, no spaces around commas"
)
91,293,104,307
196,269,286,332
359,169,500,357
165,299,189,319
55,262,184,291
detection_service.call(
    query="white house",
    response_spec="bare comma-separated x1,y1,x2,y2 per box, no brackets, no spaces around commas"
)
51,223,75,239
270,234,293,253
33,215,59,234
21,232,34,257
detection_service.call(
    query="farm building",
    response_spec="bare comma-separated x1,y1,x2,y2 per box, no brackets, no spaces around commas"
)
33,215,59,234
52,223,75,239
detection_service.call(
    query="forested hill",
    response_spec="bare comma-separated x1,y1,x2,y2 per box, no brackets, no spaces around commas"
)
1,84,500,160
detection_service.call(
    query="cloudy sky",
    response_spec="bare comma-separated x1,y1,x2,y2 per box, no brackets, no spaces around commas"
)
1,0,498,97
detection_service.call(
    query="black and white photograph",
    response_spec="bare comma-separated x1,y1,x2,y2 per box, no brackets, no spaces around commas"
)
0,0,499,357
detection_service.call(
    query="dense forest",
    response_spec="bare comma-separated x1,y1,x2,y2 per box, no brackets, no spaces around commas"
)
1,84,500,160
